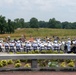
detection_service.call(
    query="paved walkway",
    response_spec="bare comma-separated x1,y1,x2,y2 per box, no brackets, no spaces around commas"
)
0,71,76,75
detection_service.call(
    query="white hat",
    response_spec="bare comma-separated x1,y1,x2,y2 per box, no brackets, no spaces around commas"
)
17,41,20,43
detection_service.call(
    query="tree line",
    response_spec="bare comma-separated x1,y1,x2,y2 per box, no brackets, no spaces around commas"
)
0,15,76,34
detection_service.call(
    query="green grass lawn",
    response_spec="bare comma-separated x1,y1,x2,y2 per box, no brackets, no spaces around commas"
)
0,28,76,39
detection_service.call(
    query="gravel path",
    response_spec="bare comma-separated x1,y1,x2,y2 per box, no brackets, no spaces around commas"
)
0,71,76,75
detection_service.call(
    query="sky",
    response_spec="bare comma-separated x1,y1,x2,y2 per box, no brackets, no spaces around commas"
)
0,0,76,22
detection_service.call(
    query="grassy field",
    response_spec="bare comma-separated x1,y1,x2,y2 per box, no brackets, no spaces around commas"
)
0,28,76,39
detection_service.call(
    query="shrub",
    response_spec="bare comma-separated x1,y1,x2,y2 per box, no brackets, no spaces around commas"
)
16,52,21,54
34,50,40,54
15,60,21,63
66,59,75,63
0,63,3,67
67,62,75,67
7,59,13,64
48,62,58,67
28,51,35,54
40,50,46,54
52,51,58,54
24,64,31,68
1,60,7,66
20,52,27,54
39,60,47,67
59,51,64,54
60,62,66,67
14,63,22,68
16,52,27,54
46,50,53,54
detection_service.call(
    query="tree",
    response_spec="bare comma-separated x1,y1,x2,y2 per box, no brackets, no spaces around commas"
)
55,21,62,28
0,15,6,34
39,21,48,28
19,18,25,28
29,17,39,28
7,19,15,33
48,18,62,28
48,18,57,28
14,18,21,29
62,21,69,29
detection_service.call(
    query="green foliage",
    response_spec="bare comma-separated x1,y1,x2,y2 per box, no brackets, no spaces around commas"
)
14,63,22,68
34,50,40,54
1,60,7,66
52,50,58,54
16,52,27,54
7,19,15,33
0,15,6,34
66,59,75,63
39,60,47,67
24,64,31,68
60,62,66,67
14,60,21,63
0,62,3,67
59,51,64,54
40,50,46,54
30,17,39,28
28,51,35,54
67,62,75,67
7,59,13,64
48,62,59,67
0,14,76,35
46,50,53,54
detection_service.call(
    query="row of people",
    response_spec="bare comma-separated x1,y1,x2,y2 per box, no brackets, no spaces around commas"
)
0,38,76,53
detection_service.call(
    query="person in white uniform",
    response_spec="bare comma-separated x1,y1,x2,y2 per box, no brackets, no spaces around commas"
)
66,38,71,53
4,42,9,52
25,41,32,53
9,41,15,52
47,41,52,50
39,41,45,51
16,41,22,52
32,41,38,51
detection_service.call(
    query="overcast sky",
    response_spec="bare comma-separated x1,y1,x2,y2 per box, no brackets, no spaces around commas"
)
0,0,76,22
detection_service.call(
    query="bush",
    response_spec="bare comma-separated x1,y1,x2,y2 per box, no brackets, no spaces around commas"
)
39,60,47,67
34,50,40,54
7,59,13,64
67,62,75,67
1,60,7,66
40,50,46,54
60,62,66,67
16,52,27,54
59,51,64,54
66,59,75,63
15,60,21,63
0,63,3,67
28,51,35,54
16,52,21,54
48,62,58,67
24,64,31,68
46,50,53,54
14,63,22,68
52,51,58,54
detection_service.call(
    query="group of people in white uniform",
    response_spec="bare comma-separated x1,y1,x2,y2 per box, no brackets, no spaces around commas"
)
0,38,76,53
